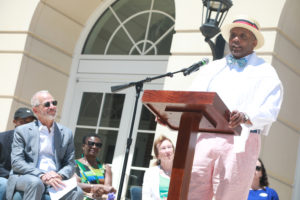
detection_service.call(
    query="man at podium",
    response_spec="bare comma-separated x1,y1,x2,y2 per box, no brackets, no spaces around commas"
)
187,15,283,200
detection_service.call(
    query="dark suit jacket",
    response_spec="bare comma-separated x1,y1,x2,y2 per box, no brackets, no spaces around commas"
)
6,120,76,200
0,130,14,178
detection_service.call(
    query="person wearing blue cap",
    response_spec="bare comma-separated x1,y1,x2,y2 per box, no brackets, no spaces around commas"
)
0,107,36,200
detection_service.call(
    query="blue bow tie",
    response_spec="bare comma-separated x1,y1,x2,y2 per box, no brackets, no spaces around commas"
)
227,55,248,68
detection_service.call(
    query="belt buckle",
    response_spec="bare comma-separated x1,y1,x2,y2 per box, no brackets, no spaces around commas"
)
250,129,261,134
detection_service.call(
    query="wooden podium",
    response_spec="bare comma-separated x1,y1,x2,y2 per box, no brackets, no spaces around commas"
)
142,90,241,200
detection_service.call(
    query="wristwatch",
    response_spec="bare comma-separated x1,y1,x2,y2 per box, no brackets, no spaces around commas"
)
243,113,250,123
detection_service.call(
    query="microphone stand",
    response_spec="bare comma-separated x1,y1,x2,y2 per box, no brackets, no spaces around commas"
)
112,67,191,200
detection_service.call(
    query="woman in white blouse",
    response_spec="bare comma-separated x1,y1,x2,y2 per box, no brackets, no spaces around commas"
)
142,135,175,200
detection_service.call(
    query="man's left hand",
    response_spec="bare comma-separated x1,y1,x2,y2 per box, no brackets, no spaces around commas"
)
41,171,66,190
229,110,245,128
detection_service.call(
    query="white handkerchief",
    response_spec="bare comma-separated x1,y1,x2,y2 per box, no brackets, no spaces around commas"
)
48,176,77,200
233,125,250,153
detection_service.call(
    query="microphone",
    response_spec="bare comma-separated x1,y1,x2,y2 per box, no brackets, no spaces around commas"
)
183,58,209,76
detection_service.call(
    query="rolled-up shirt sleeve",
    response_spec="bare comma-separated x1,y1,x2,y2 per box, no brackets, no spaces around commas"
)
246,78,283,135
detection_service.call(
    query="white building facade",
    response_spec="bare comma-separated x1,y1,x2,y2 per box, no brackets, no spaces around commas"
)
0,0,299,199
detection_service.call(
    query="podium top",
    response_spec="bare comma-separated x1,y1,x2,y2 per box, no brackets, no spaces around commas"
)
142,90,241,135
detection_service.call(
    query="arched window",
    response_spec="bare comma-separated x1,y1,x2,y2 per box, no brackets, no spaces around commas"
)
82,0,175,55
66,1,175,198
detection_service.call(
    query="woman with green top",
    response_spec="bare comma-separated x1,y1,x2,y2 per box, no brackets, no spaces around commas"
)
75,133,116,200
142,135,175,200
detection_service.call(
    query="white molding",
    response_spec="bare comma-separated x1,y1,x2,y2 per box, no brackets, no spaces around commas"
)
0,31,73,57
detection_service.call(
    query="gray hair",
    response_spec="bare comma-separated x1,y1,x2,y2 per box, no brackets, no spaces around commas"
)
30,90,50,107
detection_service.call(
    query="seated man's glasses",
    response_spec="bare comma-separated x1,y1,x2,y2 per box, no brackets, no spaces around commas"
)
87,141,103,148
42,100,58,107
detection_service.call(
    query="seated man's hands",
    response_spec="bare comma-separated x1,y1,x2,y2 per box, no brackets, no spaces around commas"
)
41,171,66,191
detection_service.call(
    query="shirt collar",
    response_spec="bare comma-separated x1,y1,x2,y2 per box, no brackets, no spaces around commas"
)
38,120,54,133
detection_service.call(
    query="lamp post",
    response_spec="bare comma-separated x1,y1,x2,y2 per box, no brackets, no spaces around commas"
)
200,0,232,60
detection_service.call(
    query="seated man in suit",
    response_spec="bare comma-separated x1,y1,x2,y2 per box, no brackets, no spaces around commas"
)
0,107,36,200
6,90,83,200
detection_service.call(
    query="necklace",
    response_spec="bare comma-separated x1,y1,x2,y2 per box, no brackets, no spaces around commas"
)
83,157,98,168
164,170,170,176
161,166,171,176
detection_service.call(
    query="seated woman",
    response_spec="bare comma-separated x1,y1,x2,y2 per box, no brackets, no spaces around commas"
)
142,135,175,200
248,158,279,200
75,133,116,200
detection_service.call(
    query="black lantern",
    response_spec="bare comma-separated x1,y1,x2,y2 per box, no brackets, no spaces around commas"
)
200,0,232,60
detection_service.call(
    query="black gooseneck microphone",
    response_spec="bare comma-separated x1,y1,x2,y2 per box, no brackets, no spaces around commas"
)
183,58,209,76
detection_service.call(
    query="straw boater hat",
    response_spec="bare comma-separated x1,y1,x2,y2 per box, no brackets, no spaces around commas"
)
221,15,264,50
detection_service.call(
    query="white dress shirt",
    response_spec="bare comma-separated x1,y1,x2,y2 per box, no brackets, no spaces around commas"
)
189,53,283,151
37,121,57,172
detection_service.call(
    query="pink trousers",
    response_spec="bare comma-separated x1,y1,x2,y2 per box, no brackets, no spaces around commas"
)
188,133,261,200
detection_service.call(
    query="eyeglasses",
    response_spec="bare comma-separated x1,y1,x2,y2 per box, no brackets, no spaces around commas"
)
42,100,58,107
87,141,102,148
256,166,262,171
